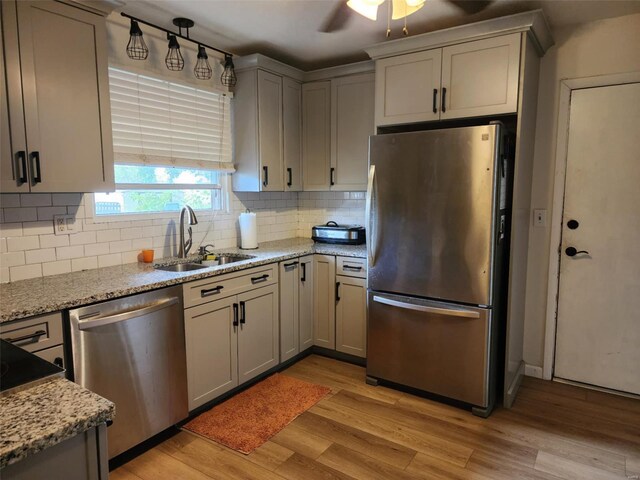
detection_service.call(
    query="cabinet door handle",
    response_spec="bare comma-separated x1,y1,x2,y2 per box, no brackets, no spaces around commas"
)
251,274,269,284
233,303,239,328
54,357,64,368
262,166,268,187
283,261,299,269
201,285,223,297
301,263,306,282
16,151,28,185
239,301,246,325
336,282,341,302
343,265,363,271
5,329,46,344
287,167,292,187
330,167,335,186
441,87,447,113
432,88,438,114
30,151,41,184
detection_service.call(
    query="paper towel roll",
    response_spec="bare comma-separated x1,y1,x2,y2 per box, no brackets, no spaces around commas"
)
239,212,258,249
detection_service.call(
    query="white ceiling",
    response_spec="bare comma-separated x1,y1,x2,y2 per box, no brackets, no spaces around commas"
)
119,0,640,70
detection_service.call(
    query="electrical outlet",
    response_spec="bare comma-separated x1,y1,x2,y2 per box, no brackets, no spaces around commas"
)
54,214,76,235
533,209,547,228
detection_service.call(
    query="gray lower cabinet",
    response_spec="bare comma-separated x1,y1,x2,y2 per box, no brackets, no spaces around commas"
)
279,255,315,362
184,274,279,411
335,275,367,358
313,255,336,349
2,424,108,480
184,296,239,411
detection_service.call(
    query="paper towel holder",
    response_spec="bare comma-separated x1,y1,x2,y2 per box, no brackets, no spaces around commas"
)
239,209,259,250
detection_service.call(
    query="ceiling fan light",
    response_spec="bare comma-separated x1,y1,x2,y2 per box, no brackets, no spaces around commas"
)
391,0,425,20
347,0,384,21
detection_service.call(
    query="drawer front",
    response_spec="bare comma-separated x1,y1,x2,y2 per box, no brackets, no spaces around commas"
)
183,263,278,308
0,312,63,353
337,256,367,278
34,344,66,369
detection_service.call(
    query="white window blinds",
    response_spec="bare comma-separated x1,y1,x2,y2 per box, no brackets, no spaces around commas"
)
108,67,234,172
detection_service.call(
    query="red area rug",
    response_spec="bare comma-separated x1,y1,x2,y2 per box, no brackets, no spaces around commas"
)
183,373,331,454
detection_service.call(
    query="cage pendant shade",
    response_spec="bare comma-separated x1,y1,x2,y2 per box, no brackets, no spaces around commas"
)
194,45,212,80
221,54,237,87
126,20,148,60
165,34,184,71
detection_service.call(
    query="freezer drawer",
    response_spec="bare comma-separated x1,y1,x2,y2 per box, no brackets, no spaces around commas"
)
367,291,490,407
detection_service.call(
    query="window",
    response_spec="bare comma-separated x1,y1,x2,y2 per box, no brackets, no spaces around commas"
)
93,67,233,218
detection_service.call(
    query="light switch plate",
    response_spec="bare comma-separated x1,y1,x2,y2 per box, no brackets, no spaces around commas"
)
533,209,547,227
54,214,76,235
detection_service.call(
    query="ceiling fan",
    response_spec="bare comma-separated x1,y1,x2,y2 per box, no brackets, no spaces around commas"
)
321,0,493,34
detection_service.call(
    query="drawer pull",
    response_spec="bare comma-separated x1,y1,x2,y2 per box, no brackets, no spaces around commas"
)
6,329,46,344
251,274,269,284
343,265,363,271
283,261,299,269
201,286,224,297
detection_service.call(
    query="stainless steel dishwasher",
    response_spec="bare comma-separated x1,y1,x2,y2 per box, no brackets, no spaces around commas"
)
69,285,188,459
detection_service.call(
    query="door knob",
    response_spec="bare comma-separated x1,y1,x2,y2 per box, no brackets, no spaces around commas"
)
565,247,589,257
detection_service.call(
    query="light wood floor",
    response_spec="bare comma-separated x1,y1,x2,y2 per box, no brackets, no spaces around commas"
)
112,355,640,480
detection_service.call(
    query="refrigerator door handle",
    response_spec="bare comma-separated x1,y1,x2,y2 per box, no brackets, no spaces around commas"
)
372,295,480,319
365,164,376,267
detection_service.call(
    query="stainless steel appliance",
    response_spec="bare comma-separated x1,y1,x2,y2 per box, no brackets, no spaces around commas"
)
69,286,188,458
312,221,366,245
366,123,510,417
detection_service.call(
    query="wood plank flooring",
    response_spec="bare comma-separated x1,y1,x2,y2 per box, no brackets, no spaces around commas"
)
112,355,640,480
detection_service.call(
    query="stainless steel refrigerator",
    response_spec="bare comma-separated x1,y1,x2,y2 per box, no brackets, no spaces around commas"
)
365,123,509,417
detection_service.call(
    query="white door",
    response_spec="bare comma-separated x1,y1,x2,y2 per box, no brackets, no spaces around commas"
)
555,82,640,395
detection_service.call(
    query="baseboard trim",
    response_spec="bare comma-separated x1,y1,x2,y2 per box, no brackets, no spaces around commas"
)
524,364,543,379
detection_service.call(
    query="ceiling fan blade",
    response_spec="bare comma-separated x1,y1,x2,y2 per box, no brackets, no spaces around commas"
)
320,2,353,33
446,0,493,15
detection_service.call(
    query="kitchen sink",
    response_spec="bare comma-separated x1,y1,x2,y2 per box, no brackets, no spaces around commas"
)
155,254,255,272
155,262,208,272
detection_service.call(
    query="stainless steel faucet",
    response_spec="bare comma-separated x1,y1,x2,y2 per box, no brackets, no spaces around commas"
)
178,205,198,258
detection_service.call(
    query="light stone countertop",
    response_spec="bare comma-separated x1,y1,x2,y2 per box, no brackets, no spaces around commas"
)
0,238,366,323
0,377,115,468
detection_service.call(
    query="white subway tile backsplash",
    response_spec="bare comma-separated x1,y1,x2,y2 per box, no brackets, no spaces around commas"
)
36,206,67,221
55,245,85,260
69,231,97,246
72,256,98,272
52,193,83,206
22,221,55,236
84,242,110,256
42,260,71,277
0,194,21,208
40,234,70,248
7,235,40,252
96,229,120,243
98,253,122,268
1,190,364,282
0,251,26,268
10,264,42,281
25,248,57,264
4,207,38,222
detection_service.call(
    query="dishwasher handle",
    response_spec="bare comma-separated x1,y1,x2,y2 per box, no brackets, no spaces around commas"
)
77,297,180,331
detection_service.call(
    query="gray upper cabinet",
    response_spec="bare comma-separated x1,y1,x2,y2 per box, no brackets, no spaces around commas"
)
374,33,521,126
331,73,375,191
302,81,332,191
233,68,302,192
283,77,303,191
0,0,114,193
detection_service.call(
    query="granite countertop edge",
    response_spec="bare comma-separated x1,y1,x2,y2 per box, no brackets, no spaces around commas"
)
0,238,366,323
0,377,115,469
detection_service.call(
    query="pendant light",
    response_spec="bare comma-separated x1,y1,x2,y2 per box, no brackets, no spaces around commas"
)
194,45,213,80
221,54,237,87
165,34,184,71
126,19,148,60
